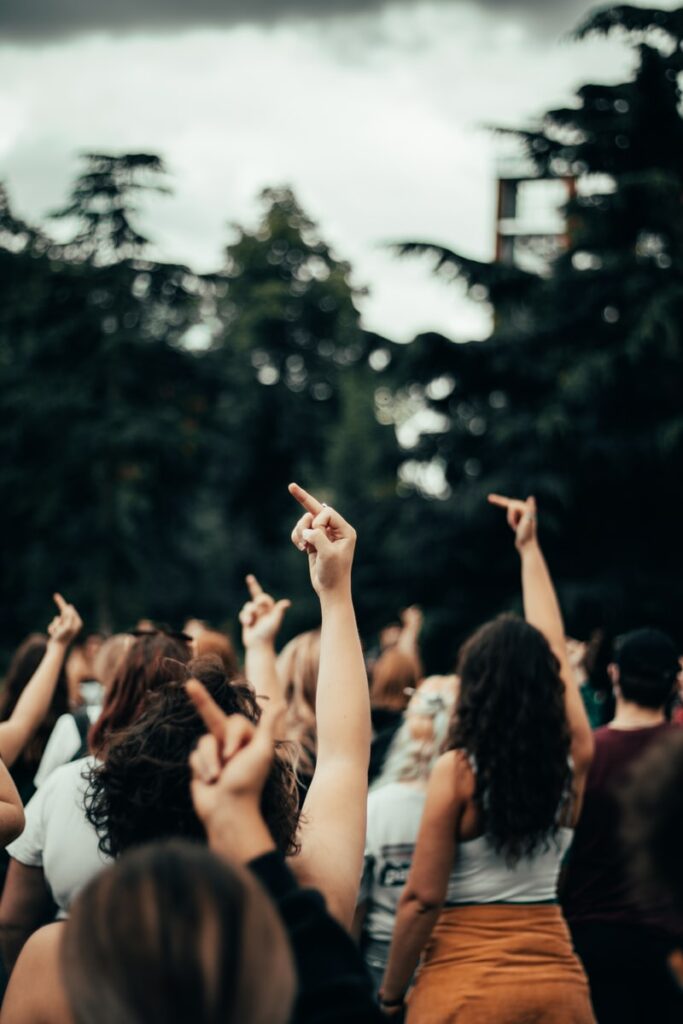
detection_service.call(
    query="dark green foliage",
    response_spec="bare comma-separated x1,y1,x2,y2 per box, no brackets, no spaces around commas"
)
391,4,683,652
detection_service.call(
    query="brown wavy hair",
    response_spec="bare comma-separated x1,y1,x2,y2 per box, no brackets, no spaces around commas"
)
85,656,300,859
446,613,571,864
89,633,191,756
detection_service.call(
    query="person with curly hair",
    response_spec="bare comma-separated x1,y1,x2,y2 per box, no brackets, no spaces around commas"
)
84,658,300,860
380,495,595,1023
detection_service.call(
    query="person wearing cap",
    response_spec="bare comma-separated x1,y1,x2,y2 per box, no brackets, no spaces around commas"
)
561,628,683,1023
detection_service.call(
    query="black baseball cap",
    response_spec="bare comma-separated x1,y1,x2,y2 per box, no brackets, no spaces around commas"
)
614,629,680,680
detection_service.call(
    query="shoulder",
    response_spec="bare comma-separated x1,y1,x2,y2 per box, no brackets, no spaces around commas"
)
2,923,73,1024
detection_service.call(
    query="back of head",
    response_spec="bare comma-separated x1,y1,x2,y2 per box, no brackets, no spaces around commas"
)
277,629,320,715
448,613,571,863
374,675,457,788
61,840,295,1024
86,656,300,858
194,630,240,681
613,628,679,710
92,635,134,695
370,647,419,713
89,632,191,756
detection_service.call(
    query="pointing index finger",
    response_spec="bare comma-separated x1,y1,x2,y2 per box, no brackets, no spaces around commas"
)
245,574,263,599
487,494,512,510
186,679,227,743
288,482,323,516
53,593,68,614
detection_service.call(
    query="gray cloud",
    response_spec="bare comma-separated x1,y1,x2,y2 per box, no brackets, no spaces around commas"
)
0,0,591,43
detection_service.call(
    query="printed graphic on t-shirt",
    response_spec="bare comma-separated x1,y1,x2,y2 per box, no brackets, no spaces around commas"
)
378,844,415,889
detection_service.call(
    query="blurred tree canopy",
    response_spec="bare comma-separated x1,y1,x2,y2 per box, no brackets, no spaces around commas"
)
387,3,683,651
0,2,682,671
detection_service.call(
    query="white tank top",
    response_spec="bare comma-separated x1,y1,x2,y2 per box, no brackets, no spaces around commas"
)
444,827,574,905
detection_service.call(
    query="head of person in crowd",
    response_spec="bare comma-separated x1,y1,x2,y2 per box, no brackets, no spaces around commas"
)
373,675,458,789
277,628,320,773
608,628,679,711
89,632,191,756
370,647,419,714
621,729,683,988
194,629,240,681
446,611,571,864
91,634,134,695
61,840,296,1024
0,633,69,771
86,655,300,859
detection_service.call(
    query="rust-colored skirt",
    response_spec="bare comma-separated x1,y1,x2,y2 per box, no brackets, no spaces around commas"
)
406,904,595,1024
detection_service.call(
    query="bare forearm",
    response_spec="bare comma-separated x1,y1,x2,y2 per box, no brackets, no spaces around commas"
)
520,542,592,766
317,590,370,764
245,643,282,713
382,897,441,1001
520,542,565,652
0,642,67,767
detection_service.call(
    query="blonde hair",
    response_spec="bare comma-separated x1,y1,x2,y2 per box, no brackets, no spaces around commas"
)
277,629,321,777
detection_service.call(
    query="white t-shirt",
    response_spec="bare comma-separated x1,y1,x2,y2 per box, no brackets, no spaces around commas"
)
7,756,111,916
360,782,427,943
34,707,101,789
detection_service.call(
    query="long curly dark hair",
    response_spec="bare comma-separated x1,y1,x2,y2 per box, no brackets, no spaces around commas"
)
85,656,300,859
446,613,571,864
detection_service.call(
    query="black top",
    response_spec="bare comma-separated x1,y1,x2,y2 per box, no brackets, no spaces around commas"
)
249,852,385,1024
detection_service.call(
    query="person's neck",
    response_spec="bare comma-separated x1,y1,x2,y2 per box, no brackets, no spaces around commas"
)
610,699,666,730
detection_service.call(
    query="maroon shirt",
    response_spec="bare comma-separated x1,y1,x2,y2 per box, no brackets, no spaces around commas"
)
562,722,682,937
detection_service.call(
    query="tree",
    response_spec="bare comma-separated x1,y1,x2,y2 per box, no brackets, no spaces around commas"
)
193,187,404,637
0,155,218,638
389,3,683,647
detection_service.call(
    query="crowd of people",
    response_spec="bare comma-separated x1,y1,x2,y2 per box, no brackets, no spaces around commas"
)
0,482,680,1023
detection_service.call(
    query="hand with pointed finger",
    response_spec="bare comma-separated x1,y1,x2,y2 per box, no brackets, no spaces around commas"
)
488,493,538,552
187,678,285,858
239,575,291,649
47,593,83,647
288,482,357,598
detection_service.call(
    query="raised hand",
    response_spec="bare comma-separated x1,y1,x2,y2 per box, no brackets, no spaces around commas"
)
488,493,537,551
400,605,423,634
187,678,284,859
46,593,83,647
239,575,291,649
288,482,356,597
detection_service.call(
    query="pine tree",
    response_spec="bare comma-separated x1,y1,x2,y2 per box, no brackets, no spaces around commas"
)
390,4,683,642
0,156,217,635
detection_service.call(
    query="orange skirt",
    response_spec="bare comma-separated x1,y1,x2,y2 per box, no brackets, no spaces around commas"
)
406,904,595,1024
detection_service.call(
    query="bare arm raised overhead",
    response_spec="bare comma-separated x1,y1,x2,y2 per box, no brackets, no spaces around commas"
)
287,483,371,929
0,595,82,768
488,495,594,802
239,574,291,730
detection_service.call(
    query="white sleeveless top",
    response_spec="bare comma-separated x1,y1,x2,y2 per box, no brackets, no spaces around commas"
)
444,827,574,905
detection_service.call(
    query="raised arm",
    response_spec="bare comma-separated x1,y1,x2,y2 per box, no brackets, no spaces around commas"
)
240,575,291,727
287,483,371,929
488,495,594,788
396,605,424,680
0,595,82,767
380,751,464,1015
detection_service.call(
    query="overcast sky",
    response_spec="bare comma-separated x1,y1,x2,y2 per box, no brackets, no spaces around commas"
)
0,0,676,341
